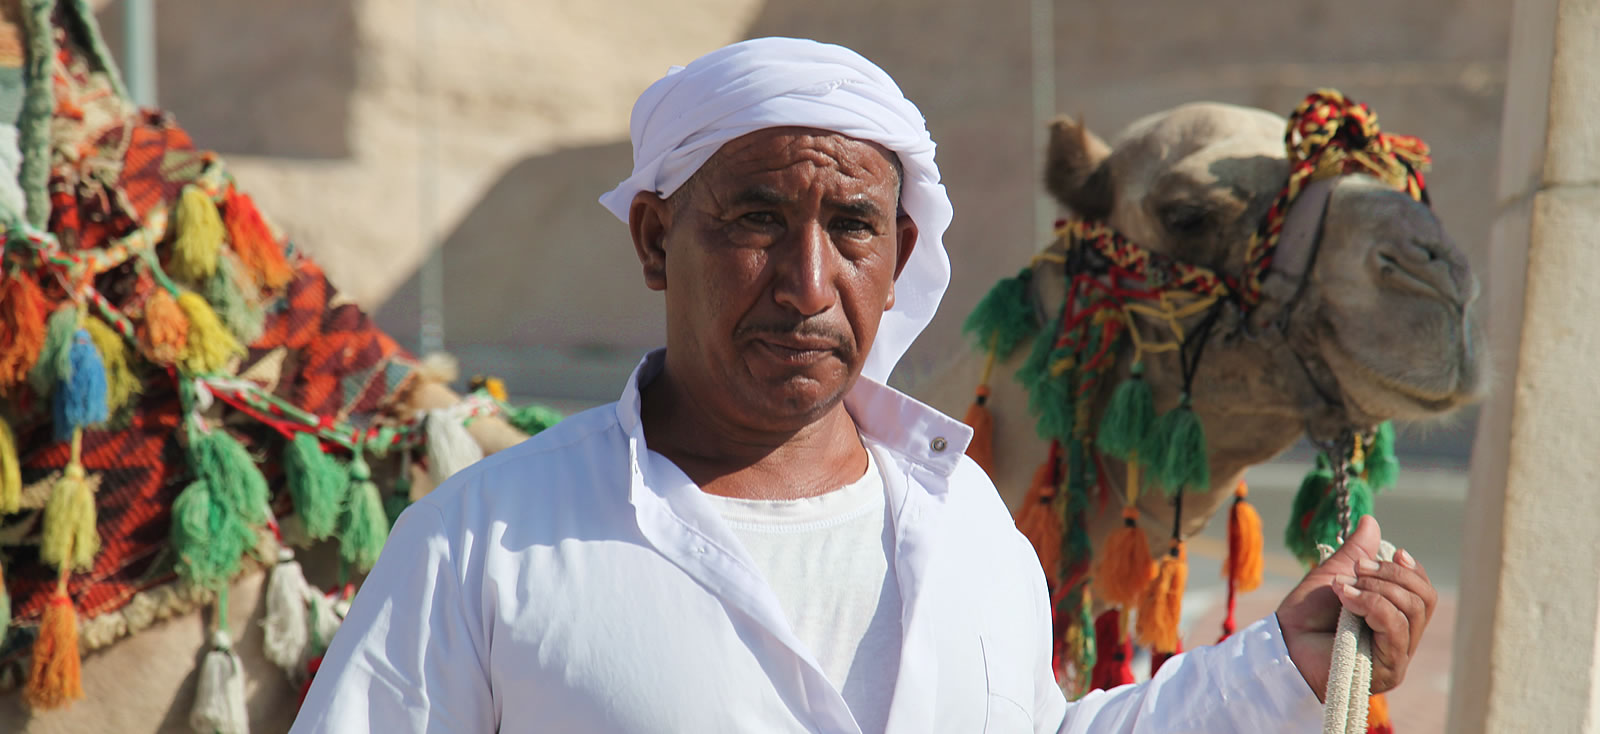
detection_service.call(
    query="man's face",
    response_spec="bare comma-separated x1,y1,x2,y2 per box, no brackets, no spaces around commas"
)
629,127,917,430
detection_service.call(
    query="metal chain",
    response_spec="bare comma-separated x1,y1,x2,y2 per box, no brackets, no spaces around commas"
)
1331,431,1356,544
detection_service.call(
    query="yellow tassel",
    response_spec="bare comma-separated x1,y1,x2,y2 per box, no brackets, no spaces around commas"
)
962,384,995,477
1135,541,1187,653
483,377,509,402
24,592,84,710
1095,506,1156,607
82,317,139,415
0,417,19,514
1224,481,1264,593
141,289,189,364
41,463,99,573
171,185,225,282
176,291,243,375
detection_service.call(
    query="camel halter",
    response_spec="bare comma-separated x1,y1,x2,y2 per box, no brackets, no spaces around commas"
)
961,88,1430,713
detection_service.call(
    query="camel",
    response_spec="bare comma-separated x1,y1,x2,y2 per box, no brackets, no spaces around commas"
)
0,3,532,733
908,100,1483,618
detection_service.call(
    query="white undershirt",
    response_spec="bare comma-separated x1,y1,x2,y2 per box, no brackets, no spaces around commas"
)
693,444,902,734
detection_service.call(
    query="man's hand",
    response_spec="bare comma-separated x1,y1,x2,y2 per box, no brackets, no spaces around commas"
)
1275,515,1438,700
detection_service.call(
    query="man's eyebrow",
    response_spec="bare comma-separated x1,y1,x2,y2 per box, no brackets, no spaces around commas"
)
730,186,791,207
830,196,888,220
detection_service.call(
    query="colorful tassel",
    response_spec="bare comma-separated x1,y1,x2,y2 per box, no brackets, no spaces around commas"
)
24,593,84,710
0,271,48,391
1095,363,1155,459
1017,319,1076,442
961,384,995,477
1095,506,1156,607
177,291,243,375
174,424,269,590
1139,395,1209,493
171,184,225,282
0,417,19,514
205,252,266,346
190,629,249,734
503,401,563,436
82,316,139,416
1089,610,1136,691
1135,541,1187,653
142,288,190,364
425,408,484,485
263,547,312,672
1015,452,1063,582
962,267,1038,359
338,455,390,573
223,188,293,289
41,464,99,573
1308,476,1375,555
27,306,78,398
1224,481,1264,593
1286,455,1334,563
1368,693,1393,734
51,329,109,441
1365,422,1400,491
283,433,344,541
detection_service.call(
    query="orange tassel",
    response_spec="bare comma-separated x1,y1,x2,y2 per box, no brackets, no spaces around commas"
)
223,188,292,290
962,384,995,477
1224,481,1264,593
1368,693,1392,733
24,593,84,710
1135,541,1187,653
1015,455,1062,582
0,272,48,391
1095,507,1156,607
142,289,190,364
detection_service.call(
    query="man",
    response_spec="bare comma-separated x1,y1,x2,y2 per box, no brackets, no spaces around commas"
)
293,37,1436,733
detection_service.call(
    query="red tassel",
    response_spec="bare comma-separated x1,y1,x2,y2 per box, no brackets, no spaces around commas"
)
1015,445,1063,583
223,188,292,290
1368,693,1393,733
962,384,995,477
1150,639,1182,678
0,272,48,392
1089,610,1135,691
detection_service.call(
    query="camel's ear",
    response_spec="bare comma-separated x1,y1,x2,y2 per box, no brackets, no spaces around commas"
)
1045,116,1113,219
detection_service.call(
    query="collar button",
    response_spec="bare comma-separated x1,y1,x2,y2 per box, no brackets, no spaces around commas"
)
930,437,948,452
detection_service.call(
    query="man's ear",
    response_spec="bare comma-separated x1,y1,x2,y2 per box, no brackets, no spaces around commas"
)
629,191,671,291
885,214,919,311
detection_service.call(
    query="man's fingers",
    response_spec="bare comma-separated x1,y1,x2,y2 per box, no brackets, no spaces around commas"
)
1395,547,1435,588
1350,575,1429,656
1333,581,1412,683
1356,558,1438,625
1325,515,1382,567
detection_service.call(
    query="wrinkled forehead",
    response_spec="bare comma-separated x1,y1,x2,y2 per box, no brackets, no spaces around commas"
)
700,127,901,182
1107,103,1288,197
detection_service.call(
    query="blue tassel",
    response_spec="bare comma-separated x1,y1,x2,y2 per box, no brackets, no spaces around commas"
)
52,329,108,441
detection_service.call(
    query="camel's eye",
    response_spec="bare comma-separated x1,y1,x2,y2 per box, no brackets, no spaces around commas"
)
1160,202,1214,237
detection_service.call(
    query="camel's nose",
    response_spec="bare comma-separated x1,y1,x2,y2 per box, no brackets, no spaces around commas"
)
1373,235,1475,307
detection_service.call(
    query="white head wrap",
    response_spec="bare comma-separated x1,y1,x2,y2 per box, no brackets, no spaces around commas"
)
599,37,953,383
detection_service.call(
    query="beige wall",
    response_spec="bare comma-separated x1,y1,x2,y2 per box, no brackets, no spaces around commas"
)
1450,1,1600,730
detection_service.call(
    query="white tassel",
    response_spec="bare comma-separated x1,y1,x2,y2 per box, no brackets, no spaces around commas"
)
190,630,250,734
425,408,483,484
262,548,310,672
309,594,344,658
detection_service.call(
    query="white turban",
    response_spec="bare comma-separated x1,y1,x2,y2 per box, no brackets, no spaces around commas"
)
599,37,953,383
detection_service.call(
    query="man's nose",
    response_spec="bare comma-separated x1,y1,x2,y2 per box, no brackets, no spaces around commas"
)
772,221,837,316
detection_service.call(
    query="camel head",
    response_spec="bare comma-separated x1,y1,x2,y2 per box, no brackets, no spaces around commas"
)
1042,102,1484,443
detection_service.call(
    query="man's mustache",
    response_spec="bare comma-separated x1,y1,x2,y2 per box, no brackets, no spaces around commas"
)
735,321,855,354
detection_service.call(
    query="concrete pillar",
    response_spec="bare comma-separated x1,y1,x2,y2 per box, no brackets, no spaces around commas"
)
1448,0,1600,731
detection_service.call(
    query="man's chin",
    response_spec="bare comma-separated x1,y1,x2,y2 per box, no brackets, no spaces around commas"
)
740,374,853,427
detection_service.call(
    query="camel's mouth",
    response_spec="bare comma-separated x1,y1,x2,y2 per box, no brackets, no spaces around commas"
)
1317,315,1483,422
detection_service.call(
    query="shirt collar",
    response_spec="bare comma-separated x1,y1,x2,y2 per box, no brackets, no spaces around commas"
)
614,349,972,481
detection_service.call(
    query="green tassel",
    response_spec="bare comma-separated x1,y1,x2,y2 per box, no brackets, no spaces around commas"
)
1095,363,1154,459
26,307,78,397
963,267,1038,359
1016,320,1076,443
1304,475,1375,561
187,424,270,527
175,422,269,590
1139,397,1209,494
504,402,563,436
1285,455,1333,565
338,456,390,573
204,253,266,346
284,433,345,541
1365,421,1400,491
